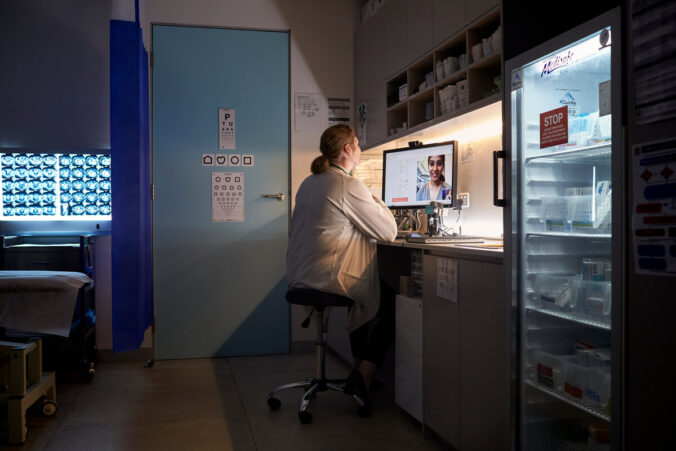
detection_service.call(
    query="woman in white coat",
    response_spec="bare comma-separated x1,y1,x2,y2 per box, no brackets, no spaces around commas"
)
286,124,397,413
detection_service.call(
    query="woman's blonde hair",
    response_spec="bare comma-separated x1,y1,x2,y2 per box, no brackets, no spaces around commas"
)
310,124,355,174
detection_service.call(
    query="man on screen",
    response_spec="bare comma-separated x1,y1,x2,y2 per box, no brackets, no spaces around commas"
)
416,154,451,201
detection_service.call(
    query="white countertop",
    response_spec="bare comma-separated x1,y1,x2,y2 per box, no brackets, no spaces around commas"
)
378,238,504,264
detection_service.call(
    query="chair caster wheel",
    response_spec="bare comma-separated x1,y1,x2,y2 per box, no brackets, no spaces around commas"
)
267,397,281,411
357,405,372,418
298,410,313,424
42,400,58,416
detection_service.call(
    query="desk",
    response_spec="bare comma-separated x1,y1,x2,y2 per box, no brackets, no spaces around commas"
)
343,240,508,450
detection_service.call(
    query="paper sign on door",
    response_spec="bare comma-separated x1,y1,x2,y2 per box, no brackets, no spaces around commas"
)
219,108,236,150
540,106,568,149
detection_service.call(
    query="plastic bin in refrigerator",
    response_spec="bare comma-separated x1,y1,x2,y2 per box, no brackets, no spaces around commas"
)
536,275,577,312
542,197,569,232
568,195,594,232
583,367,611,409
532,348,573,391
562,358,587,401
571,279,611,325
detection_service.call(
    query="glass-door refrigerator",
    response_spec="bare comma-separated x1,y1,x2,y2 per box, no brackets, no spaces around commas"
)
505,8,623,450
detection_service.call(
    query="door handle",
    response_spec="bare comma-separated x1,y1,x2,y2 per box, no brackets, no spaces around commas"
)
262,193,285,201
493,150,506,207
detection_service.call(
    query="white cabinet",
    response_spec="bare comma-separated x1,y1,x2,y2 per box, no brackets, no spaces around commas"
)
422,251,507,450
466,0,499,25
422,254,460,448
406,0,435,64
434,0,466,47
382,0,409,78
354,8,388,147
395,294,423,421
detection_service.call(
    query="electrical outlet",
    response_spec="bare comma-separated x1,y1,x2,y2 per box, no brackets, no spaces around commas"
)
457,192,469,208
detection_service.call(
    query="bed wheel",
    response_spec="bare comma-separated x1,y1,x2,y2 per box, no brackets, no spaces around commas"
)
42,400,58,416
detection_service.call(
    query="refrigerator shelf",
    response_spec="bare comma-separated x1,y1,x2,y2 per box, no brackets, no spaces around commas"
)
525,380,611,422
525,143,611,164
527,305,611,330
526,232,611,239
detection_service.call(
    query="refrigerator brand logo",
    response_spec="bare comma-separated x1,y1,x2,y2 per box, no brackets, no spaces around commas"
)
541,51,574,77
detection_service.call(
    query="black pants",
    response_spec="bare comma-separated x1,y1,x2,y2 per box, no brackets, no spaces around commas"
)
349,279,395,368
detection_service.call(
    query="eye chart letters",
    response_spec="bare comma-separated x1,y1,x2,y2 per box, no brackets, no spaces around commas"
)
219,108,236,150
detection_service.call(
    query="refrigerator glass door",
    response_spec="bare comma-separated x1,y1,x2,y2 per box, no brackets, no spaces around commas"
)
512,27,613,450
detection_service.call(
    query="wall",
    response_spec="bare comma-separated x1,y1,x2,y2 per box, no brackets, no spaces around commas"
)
502,0,622,61
359,101,504,238
1,0,359,351
0,0,115,349
0,0,111,149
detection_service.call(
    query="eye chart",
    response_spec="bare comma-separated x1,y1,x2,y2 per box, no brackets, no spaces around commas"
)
218,108,236,150
212,172,244,222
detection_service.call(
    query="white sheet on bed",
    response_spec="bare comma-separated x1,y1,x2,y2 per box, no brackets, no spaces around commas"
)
0,271,93,337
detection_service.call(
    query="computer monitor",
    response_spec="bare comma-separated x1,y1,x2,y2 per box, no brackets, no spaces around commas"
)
382,140,458,209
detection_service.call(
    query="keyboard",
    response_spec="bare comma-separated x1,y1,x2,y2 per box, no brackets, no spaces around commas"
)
405,235,484,244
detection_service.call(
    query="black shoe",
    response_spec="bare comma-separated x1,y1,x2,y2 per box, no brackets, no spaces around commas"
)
370,378,385,390
344,368,372,416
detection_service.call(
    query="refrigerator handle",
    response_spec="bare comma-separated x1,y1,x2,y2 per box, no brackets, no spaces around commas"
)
493,150,506,207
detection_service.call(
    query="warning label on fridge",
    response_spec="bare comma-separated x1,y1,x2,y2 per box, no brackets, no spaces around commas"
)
540,106,569,149
631,137,676,276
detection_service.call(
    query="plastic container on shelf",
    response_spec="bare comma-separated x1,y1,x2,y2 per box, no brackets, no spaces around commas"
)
584,367,611,408
536,275,577,312
562,358,587,401
568,195,593,232
542,197,569,232
531,348,572,391
571,279,612,324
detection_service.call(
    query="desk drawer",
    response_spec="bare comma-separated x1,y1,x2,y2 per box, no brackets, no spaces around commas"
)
396,322,422,356
395,295,422,332
395,346,422,422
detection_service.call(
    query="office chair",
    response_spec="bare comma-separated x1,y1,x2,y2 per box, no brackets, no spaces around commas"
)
266,287,369,424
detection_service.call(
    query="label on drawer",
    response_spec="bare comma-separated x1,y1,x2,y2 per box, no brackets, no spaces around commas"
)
565,382,583,399
537,363,554,388
436,257,458,302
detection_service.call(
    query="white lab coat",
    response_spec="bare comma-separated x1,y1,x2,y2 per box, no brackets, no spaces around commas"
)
286,166,398,332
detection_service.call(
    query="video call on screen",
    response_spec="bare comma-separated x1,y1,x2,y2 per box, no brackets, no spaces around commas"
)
383,143,454,208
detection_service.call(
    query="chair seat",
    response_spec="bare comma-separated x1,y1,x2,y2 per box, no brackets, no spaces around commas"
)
285,287,353,308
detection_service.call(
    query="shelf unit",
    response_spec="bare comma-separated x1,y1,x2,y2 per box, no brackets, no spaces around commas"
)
527,305,611,331
526,381,611,422
385,6,501,139
519,96,614,428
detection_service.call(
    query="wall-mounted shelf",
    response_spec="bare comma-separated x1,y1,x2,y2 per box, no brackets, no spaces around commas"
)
383,6,502,143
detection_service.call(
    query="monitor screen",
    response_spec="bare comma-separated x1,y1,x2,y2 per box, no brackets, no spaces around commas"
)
1,152,112,220
382,141,457,209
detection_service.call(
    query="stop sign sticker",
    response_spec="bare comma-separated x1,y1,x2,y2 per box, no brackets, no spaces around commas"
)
540,106,568,149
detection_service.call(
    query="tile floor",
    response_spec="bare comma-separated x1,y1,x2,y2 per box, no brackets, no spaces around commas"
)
1,352,445,450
